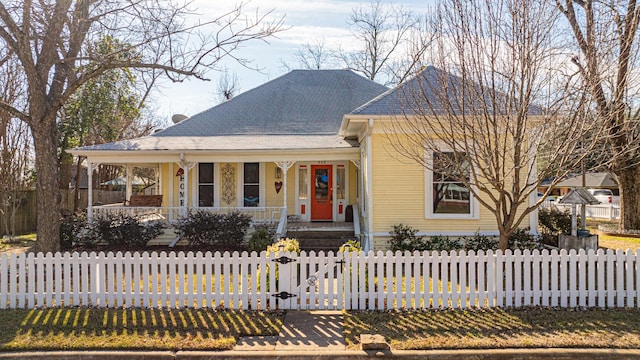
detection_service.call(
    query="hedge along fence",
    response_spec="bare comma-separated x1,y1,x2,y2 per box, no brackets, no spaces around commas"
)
1,249,639,310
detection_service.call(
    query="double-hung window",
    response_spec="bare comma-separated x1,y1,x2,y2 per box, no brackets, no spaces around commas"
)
198,163,214,207
243,162,260,207
426,150,476,219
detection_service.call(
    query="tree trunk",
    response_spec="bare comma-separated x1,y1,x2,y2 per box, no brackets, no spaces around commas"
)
616,165,640,231
499,232,509,251
32,116,62,253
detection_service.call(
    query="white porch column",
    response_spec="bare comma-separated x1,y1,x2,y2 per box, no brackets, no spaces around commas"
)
178,157,196,216
366,119,374,252
125,164,133,201
87,161,94,222
275,161,295,210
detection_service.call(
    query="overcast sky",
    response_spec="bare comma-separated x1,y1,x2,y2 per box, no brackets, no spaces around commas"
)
153,0,432,124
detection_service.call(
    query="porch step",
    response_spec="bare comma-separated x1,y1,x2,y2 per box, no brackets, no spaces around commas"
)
146,229,179,246
287,230,356,252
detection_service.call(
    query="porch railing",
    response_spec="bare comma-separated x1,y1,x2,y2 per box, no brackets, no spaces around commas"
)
91,205,285,225
275,207,288,239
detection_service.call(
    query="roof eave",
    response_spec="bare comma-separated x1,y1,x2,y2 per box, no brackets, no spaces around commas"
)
340,115,372,138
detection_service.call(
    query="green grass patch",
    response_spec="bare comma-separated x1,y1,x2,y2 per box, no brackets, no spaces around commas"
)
345,307,640,350
586,220,640,250
598,234,640,251
0,233,36,252
0,308,284,352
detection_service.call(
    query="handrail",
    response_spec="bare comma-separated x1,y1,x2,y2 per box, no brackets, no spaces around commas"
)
352,203,363,250
275,207,288,239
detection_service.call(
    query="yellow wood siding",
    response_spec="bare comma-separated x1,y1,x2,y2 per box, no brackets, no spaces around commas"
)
265,162,282,207
369,133,530,249
256,162,295,209
160,163,171,206
159,163,195,207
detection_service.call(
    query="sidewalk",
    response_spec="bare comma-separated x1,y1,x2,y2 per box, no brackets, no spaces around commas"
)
234,310,345,351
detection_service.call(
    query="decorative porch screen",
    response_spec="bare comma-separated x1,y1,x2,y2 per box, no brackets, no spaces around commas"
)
198,163,214,207
244,163,260,207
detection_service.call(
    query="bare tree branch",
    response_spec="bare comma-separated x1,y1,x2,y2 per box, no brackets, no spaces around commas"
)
0,0,286,252
386,0,604,249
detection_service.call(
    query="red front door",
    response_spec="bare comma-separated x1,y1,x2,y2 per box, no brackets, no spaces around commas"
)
311,165,332,221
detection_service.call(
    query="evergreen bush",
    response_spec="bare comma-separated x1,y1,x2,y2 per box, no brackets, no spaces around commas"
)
175,210,252,247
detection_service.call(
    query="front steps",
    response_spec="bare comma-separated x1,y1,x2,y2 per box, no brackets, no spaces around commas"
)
146,223,357,251
286,224,356,252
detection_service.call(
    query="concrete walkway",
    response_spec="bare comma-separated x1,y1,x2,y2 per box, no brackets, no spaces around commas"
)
235,310,345,351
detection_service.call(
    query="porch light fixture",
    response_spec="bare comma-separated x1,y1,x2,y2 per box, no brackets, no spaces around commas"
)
275,167,282,179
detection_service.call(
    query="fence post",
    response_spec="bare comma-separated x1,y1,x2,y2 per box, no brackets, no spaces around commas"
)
609,203,614,221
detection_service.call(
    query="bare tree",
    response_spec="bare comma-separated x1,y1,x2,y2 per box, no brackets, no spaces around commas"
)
0,57,33,238
387,0,603,250
216,66,241,102
294,39,336,70
556,0,640,231
337,0,427,85
0,0,285,252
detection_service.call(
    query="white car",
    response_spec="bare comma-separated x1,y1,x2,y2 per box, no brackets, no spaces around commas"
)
588,189,619,204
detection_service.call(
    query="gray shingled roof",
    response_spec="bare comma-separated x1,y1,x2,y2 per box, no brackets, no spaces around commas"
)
155,69,388,137
351,66,544,116
555,172,618,188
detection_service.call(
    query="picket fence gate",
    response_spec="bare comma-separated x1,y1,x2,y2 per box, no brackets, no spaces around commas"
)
1,249,639,310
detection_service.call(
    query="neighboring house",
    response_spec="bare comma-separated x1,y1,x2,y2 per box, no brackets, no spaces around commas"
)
71,68,537,251
539,172,619,198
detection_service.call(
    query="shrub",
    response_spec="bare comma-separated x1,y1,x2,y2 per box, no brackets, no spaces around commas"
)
508,227,539,250
266,237,300,254
85,213,164,248
538,207,575,247
389,223,429,251
60,212,88,250
463,233,498,252
339,238,362,253
427,235,461,252
175,210,252,247
248,224,276,253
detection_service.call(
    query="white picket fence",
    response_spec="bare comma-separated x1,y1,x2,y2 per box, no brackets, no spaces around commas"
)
1,249,639,310
544,201,620,220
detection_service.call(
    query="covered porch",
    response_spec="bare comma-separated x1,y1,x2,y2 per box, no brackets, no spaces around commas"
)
80,151,362,242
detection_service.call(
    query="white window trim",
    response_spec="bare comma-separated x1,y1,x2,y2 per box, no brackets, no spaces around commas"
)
424,145,480,220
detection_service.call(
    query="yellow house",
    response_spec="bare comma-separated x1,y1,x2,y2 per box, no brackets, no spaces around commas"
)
71,68,537,251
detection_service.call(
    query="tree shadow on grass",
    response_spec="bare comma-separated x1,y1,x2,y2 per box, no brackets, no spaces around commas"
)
344,307,640,350
0,307,285,351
